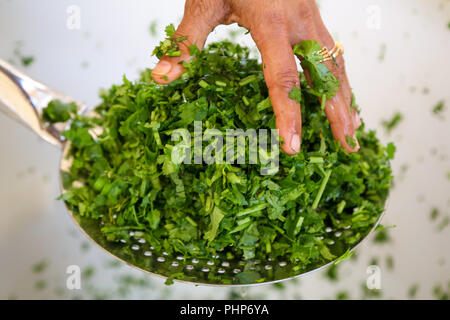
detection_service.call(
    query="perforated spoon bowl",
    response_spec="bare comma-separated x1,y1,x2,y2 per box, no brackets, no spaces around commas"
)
0,59,387,286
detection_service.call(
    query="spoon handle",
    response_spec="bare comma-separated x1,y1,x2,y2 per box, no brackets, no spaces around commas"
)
0,59,84,147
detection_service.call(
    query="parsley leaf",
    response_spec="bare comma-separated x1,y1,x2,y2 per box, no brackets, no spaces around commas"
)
293,40,340,99
152,23,187,59
42,100,77,123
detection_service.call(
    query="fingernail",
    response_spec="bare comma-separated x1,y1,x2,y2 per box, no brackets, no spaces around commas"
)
291,134,301,153
153,61,172,76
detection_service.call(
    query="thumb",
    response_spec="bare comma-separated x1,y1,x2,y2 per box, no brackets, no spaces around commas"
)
152,2,223,84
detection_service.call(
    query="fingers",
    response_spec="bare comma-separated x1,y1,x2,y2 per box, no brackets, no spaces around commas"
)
152,0,225,84
301,0,360,152
324,92,360,152
351,106,362,129
251,26,302,155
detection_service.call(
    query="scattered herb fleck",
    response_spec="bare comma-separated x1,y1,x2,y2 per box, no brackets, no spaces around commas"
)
432,100,446,118
21,56,34,67
430,207,440,221
437,216,449,232
324,263,339,281
34,279,47,290
373,229,392,244
82,266,95,280
433,284,449,300
32,260,48,274
386,255,394,270
149,21,158,37
378,43,386,62
381,112,403,134
336,291,350,300
408,283,419,299
361,281,381,299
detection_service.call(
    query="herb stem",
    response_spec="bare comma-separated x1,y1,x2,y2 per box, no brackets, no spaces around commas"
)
321,94,327,111
312,170,332,210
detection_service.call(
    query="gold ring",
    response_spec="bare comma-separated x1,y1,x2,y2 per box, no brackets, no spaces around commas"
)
317,42,344,63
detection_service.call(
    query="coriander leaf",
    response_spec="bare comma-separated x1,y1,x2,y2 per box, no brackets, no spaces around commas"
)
289,86,302,103
42,100,77,123
204,207,225,242
293,40,339,99
152,23,187,59
386,142,396,160
381,112,403,133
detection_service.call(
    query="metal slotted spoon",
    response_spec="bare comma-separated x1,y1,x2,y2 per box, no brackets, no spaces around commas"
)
0,59,387,286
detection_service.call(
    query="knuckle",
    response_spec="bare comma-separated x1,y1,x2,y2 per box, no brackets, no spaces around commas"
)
264,10,285,25
185,0,226,25
269,68,299,91
252,6,287,34
178,37,195,53
251,9,289,47
298,3,314,22
186,0,212,16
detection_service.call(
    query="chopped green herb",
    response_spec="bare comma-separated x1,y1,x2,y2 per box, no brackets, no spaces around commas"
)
11,42,35,68
272,282,286,290
149,21,158,37
324,263,339,281
373,229,392,244
432,101,446,118
336,291,350,300
34,279,47,290
408,284,419,299
361,281,382,299
53,39,393,284
293,40,340,99
165,273,185,285
430,207,440,221
32,260,49,274
152,23,187,59
289,87,302,103
378,43,386,62
386,142,396,160
80,241,90,252
21,56,35,67
369,257,379,266
82,266,95,280
386,255,394,270
433,284,449,300
437,216,449,232
42,100,77,123
335,249,354,265
381,112,403,134
228,28,247,40
345,136,357,149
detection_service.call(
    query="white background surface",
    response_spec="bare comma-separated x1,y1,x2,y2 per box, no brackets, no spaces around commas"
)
0,0,449,299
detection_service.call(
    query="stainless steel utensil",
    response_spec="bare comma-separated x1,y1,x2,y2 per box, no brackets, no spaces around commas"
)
0,59,387,286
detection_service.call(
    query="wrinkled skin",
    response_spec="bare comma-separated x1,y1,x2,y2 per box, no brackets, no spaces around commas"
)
151,0,361,154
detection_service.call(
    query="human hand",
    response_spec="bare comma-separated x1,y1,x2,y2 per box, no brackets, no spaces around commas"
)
151,0,361,154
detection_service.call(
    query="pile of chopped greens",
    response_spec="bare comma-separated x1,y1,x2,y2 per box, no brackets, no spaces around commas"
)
51,40,393,281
